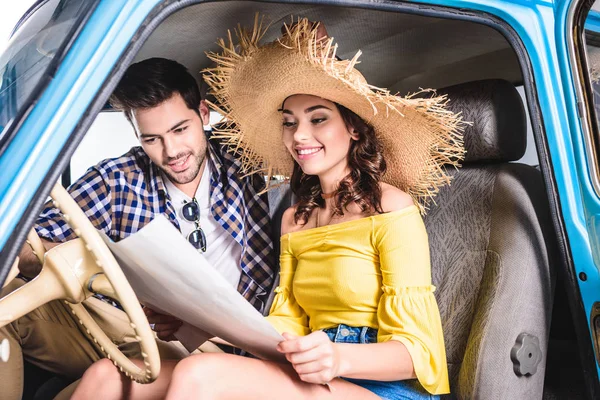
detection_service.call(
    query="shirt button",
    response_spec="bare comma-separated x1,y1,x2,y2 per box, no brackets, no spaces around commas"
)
340,328,350,337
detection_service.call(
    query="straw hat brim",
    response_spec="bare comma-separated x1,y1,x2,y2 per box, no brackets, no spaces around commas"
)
204,17,466,212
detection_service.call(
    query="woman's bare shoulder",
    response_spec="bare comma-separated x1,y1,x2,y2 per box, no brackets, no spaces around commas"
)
281,205,302,235
379,183,415,213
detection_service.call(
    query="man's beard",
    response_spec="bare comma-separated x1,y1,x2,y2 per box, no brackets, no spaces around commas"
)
162,152,205,185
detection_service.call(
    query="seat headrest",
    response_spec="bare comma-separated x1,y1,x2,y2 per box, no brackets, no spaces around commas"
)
438,79,526,163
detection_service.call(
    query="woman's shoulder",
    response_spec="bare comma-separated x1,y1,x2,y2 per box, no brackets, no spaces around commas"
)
379,183,415,213
374,185,426,244
281,205,307,235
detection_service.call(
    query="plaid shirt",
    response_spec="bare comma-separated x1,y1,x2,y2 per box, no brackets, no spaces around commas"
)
35,138,276,312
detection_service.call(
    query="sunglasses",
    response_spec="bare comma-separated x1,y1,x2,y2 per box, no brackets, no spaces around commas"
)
181,198,207,252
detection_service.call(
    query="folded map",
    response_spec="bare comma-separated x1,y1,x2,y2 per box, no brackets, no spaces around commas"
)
99,215,284,361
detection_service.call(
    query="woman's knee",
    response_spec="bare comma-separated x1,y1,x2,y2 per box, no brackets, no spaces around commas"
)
173,353,221,380
82,358,122,383
170,354,231,395
71,358,123,400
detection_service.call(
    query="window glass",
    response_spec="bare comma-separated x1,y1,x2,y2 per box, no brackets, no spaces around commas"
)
0,0,90,146
584,4,600,131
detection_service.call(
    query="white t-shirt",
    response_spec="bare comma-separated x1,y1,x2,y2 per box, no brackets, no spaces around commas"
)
162,158,242,288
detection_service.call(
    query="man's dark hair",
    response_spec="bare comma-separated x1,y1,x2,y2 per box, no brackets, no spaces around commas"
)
110,58,202,124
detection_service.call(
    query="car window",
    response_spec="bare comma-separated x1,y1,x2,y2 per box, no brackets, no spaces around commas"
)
0,0,90,149
573,2,600,193
516,85,539,166
585,7,600,130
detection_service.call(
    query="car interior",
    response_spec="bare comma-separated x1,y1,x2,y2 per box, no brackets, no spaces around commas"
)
4,1,591,399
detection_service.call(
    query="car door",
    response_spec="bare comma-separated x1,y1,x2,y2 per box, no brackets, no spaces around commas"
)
0,0,161,279
556,0,600,396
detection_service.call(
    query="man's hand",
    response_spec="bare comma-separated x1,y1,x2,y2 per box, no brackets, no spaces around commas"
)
277,331,343,385
143,307,183,341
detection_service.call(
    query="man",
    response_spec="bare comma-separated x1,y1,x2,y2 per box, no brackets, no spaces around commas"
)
0,57,277,400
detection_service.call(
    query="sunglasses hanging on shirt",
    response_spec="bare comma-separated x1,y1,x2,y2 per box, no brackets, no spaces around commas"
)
181,198,207,252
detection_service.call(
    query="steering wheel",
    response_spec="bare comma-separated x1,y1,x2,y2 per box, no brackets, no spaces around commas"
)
0,183,160,383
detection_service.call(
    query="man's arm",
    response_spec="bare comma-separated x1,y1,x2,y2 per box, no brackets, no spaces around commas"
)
20,166,114,278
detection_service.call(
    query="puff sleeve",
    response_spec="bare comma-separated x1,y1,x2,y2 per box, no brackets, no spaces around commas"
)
265,235,310,337
374,210,450,395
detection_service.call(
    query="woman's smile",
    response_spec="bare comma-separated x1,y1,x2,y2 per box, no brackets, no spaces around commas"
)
282,95,354,178
296,146,323,160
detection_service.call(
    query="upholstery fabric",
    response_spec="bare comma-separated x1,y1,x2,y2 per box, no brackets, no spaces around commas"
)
456,165,556,399
439,79,527,163
264,183,292,314
423,79,555,399
425,163,555,399
425,167,496,385
134,3,520,96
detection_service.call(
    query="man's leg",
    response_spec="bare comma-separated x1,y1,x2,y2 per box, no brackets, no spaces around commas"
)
0,278,102,400
0,278,187,400
82,295,188,360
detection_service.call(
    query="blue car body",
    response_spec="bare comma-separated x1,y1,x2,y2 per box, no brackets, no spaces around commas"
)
1,0,600,394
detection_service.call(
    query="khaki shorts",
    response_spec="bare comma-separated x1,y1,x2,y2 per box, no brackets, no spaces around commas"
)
0,278,187,400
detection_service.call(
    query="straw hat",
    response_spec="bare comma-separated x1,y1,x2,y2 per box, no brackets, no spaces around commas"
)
204,15,466,212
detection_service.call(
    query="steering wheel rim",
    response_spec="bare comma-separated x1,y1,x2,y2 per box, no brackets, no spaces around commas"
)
2,183,160,383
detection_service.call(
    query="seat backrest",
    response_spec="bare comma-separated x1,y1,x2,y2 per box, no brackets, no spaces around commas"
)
424,80,558,399
264,183,294,314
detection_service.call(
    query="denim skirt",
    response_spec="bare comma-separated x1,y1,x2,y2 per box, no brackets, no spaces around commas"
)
322,324,439,400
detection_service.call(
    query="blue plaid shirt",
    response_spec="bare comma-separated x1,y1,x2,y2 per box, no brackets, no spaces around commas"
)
35,138,276,312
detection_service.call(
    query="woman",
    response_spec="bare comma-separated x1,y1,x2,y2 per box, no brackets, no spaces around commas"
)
72,16,465,400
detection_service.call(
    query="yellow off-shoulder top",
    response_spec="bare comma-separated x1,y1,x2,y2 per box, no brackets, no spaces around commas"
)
265,205,449,395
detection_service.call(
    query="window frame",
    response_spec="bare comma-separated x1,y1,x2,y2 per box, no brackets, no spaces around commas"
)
0,2,586,394
568,2,600,197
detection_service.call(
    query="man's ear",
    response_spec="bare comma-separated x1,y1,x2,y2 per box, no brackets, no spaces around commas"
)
199,100,210,126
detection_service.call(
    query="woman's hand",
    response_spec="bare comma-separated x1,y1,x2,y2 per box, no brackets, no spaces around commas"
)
277,331,344,384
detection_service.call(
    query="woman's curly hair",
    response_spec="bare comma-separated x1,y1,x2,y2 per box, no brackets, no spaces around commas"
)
291,103,387,224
